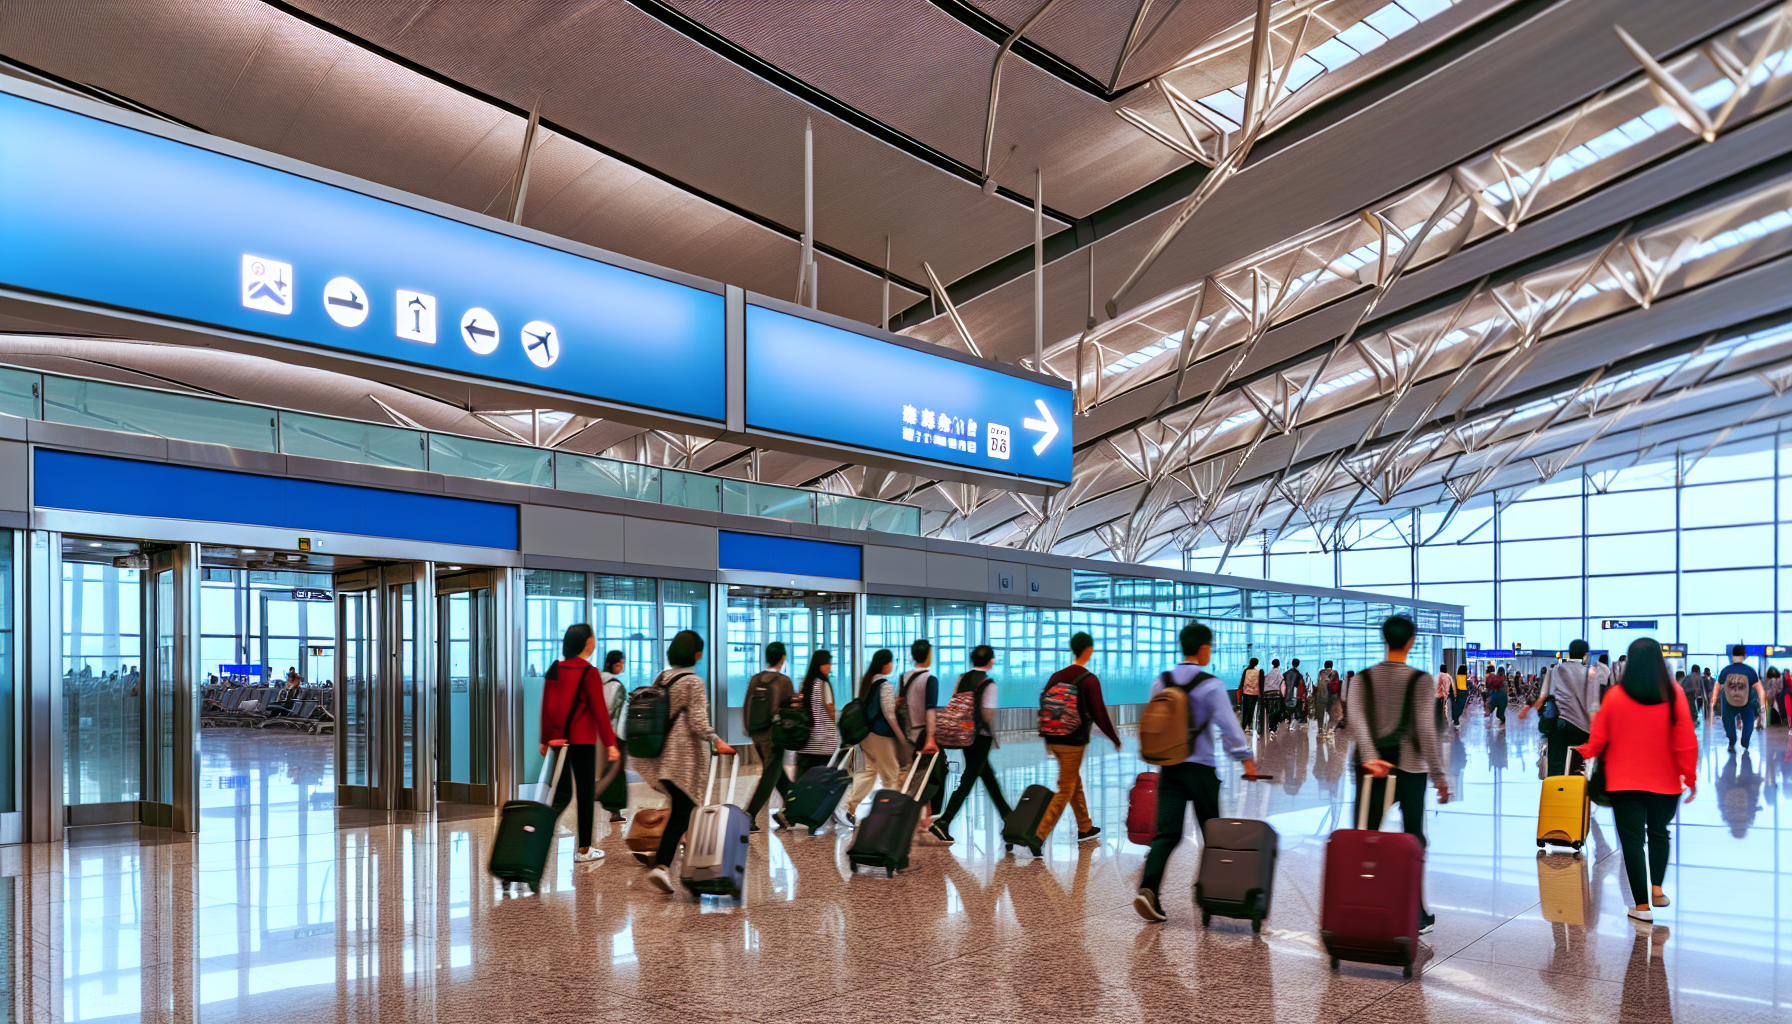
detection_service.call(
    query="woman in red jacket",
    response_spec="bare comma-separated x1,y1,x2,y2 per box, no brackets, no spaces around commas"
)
1576,637,1697,922
541,623,621,864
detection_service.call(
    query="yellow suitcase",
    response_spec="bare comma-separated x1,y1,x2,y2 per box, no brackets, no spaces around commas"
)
1536,852,1590,925
1537,773,1590,850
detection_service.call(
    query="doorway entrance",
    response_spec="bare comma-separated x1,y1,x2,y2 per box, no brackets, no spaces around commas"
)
721,586,855,745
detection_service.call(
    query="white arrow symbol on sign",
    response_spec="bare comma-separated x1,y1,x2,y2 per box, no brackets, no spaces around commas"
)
1022,398,1059,456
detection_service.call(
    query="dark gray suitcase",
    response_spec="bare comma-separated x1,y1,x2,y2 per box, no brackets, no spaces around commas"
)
1195,817,1278,932
1002,784,1053,856
787,746,853,833
847,753,937,876
681,753,750,899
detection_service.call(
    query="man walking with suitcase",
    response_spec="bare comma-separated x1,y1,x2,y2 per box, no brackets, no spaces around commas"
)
931,646,1010,843
1034,631,1121,844
1347,614,1452,935
742,642,796,833
1135,622,1257,923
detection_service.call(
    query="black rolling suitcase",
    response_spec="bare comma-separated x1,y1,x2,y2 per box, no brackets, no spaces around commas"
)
1194,817,1279,932
1002,784,1054,856
490,746,568,894
786,746,853,834
847,752,938,877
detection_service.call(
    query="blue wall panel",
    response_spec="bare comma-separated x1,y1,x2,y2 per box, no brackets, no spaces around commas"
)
718,530,861,580
35,450,518,550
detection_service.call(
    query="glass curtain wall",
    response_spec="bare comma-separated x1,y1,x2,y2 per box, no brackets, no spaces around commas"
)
0,532,12,815
1222,434,1792,665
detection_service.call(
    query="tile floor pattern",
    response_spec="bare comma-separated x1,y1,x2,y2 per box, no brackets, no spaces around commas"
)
15,708,1792,1022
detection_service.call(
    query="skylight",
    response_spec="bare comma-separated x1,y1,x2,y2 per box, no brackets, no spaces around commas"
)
1104,331,1184,376
1193,1,1461,131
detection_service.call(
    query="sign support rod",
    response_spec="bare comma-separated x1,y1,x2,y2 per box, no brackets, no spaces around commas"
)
507,94,542,225
804,117,817,309
1034,167,1044,371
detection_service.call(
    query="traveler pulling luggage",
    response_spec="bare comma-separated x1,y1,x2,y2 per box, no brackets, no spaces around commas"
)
1321,777,1425,977
1195,817,1278,932
1002,783,1053,857
1126,770,1159,845
1537,750,1591,851
680,753,751,899
786,745,854,835
489,745,570,894
847,752,940,877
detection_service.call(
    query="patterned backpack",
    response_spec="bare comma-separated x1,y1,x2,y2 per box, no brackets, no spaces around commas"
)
1038,668,1088,737
935,671,987,749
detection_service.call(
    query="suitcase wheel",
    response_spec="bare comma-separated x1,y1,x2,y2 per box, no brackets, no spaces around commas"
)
1571,840,1582,851
1402,964,1412,978
1004,843,1013,854
1251,917,1262,934
1201,911,1211,927
885,867,895,878
1029,845,1042,858
1535,839,1545,848
1330,957,1340,971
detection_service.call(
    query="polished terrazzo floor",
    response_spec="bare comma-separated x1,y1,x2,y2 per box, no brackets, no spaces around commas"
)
20,707,1792,1022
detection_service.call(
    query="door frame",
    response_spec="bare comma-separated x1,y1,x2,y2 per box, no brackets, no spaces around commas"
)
435,569,494,805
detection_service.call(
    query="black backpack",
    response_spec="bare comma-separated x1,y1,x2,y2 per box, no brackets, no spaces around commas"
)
743,670,780,734
624,671,690,758
771,699,812,750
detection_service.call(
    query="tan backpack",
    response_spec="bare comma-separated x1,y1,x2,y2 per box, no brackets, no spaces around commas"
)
1140,670,1213,765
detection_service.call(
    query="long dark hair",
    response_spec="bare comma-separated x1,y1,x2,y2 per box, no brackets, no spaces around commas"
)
860,649,894,697
803,649,832,693
1620,637,1677,724
562,623,594,660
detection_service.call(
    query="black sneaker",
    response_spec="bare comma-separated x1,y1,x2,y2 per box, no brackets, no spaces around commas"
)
1419,912,1436,935
1077,826,1101,842
1134,887,1167,922
772,811,792,830
929,823,955,844
749,822,763,834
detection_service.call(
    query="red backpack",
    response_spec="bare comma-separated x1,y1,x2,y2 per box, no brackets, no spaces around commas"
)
1038,668,1088,737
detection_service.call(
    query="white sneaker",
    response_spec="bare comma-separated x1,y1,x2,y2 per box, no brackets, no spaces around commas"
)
574,847,604,863
645,865,674,893
1627,906,1653,922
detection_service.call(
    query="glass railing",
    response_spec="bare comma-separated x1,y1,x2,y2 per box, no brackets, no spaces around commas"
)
0,364,923,535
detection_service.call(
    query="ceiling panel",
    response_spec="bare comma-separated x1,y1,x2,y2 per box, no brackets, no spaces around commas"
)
971,0,1262,89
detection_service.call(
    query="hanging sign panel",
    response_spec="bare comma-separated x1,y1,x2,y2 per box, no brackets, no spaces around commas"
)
743,302,1074,487
0,87,726,422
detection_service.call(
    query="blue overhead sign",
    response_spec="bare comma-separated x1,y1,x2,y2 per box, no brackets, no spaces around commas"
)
743,303,1074,486
0,88,725,422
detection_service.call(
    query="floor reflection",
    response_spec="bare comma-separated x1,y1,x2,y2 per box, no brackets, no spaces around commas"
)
9,714,1791,1022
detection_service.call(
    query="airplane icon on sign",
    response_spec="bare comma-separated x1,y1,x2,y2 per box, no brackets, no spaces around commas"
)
521,320,559,368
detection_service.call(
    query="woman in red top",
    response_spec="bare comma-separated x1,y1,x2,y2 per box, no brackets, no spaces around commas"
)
1576,638,1698,922
540,623,620,863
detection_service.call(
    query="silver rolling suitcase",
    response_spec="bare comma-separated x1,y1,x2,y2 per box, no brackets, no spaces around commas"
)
679,752,750,899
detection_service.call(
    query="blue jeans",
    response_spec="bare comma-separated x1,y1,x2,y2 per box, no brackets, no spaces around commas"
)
1722,702,1757,747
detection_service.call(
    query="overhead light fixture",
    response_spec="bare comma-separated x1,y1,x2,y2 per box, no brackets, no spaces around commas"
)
241,548,257,555
446,565,461,571
88,541,102,547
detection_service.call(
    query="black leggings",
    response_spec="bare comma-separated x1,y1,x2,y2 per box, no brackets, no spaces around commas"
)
939,735,1010,828
1610,790,1677,906
653,783,697,868
549,743,599,848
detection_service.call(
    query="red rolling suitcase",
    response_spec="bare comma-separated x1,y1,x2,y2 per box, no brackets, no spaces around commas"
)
1126,771,1159,845
1321,772,1425,977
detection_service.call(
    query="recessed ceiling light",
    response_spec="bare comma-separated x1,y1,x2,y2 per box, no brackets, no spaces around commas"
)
241,549,257,555
446,565,461,571
88,542,102,547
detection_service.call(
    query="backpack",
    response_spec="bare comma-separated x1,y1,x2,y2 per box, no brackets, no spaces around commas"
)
1723,667,1754,708
1037,668,1088,737
837,676,885,746
1326,672,1341,697
895,669,929,736
624,670,690,759
1140,670,1215,766
743,670,780,734
936,672,986,749
771,699,811,750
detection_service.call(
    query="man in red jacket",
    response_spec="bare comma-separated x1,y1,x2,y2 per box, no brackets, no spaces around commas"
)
541,623,621,864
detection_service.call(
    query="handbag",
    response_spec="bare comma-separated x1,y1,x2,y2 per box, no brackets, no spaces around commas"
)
1586,756,1610,807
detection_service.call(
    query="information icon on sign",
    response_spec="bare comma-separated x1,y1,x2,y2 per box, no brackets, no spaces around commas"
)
241,255,293,315
396,289,436,344
521,320,559,368
322,276,369,327
460,308,499,355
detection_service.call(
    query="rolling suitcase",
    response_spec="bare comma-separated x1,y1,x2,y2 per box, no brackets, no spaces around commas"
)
489,746,568,893
1002,784,1053,856
786,746,853,834
1537,752,1591,851
1127,771,1159,845
1536,852,1591,926
680,753,751,899
847,753,937,877
1195,818,1278,932
1321,772,1425,977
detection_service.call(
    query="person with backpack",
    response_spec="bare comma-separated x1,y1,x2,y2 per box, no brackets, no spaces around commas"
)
1260,659,1285,736
742,642,797,833
1717,645,1766,751
1520,640,1598,777
1134,622,1257,923
1033,631,1120,844
1312,661,1339,737
898,640,947,821
1286,659,1307,725
844,649,907,819
1347,614,1452,935
1574,638,1697,922
598,649,630,824
1238,657,1263,734
632,630,735,894
540,624,622,865
1485,662,1509,729
931,646,1010,844
794,649,840,781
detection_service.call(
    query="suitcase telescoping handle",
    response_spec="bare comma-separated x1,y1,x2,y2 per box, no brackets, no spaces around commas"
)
902,751,941,799
701,750,741,808
537,743,570,802
1354,761,1400,831
827,744,853,770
